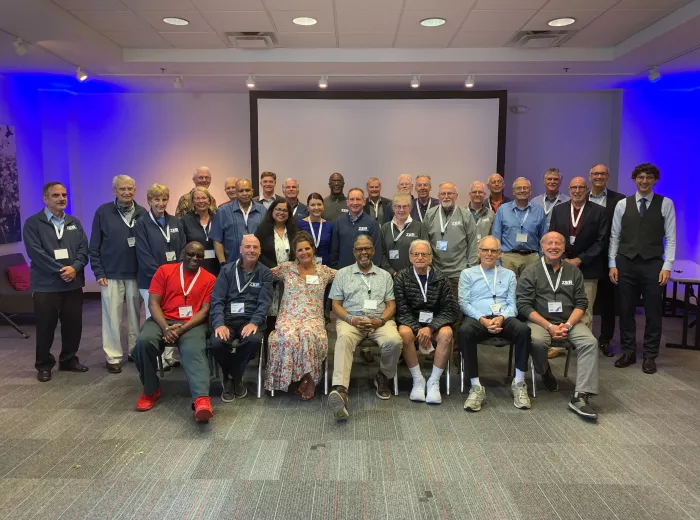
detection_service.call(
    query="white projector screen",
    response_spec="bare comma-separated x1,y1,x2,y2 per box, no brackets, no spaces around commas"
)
252,94,505,202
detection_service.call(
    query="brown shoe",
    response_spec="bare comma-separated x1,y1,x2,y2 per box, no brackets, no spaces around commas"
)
547,348,562,359
106,362,122,374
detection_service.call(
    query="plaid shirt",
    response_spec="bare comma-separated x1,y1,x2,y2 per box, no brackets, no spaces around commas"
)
175,189,218,218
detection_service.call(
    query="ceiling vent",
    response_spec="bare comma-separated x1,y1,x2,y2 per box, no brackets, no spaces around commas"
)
508,30,575,48
226,32,276,49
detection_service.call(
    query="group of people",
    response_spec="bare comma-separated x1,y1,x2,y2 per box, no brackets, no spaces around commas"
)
22,162,675,423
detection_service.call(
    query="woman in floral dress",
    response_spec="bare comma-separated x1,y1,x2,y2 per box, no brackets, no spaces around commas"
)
265,231,335,400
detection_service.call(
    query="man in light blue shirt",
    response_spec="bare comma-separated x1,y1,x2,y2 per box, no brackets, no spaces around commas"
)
493,177,547,277
458,236,532,412
531,168,570,227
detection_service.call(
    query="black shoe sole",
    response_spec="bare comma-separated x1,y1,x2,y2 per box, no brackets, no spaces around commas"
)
614,360,636,368
568,401,598,420
106,366,122,374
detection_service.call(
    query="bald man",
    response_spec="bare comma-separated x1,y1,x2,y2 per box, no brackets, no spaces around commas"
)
220,177,238,207
486,173,511,213
176,166,217,218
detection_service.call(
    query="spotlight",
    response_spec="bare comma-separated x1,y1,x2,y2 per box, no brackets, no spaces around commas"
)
648,66,661,83
465,75,475,88
318,75,328,89
246,75,256,88
410,75,420,89
76,67,88,82
174,76,184,89
13,38,27,56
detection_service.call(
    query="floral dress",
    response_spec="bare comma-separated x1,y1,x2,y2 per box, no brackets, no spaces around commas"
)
265,261,336,391
269,230,291,317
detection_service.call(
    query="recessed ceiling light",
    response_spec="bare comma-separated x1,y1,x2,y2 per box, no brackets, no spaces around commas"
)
163,17,189,26
318,76,328,89
548,17,576,27
420,18,446,27
13,38,28,56
293,17,317,26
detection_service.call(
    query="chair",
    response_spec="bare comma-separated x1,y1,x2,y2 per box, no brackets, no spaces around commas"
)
530,339,573,398
0,253,33,339
459,336,513,394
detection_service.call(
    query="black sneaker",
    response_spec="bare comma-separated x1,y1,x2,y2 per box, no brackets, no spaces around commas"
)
221,378,236,403
374,372,391,400
541,366,558,392
328,388,349,420
106,362,122,374
569,393,598,420
234,380,248,399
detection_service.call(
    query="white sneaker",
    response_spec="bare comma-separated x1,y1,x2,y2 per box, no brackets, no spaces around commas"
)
425,379,442,404
409,378,426,402
464,385,486,412
511,381,531,410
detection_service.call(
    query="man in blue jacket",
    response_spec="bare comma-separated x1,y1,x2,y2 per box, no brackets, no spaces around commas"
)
89,175,147,374
329,187,381,269
23,182,89,382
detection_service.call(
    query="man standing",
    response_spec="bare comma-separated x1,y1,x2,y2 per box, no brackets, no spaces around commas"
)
175,166,217,218
329,188,381,269
211,178,265,266
493,177,547,277
379,193,428,276
283,178,308,219
322,172,348,222
210,235,273,402
411,174,439,223
220,176,238,207
397,174,414,196
588,164,625,357
468,181,495,242
610,163,675,375
517,232,600,420
23,182,90,382
255,171,284,209
531,168,570,227
486,173,511,213
89,175,147,373
328,236,402,420
364,177,393,225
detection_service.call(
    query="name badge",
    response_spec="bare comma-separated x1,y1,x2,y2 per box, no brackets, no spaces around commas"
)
231,302,245,314
204,249,216,259
548,301,563,313
516,233,528,243
389,250,399,260
363,299,378,310
165,251,176,262
306,275,320,285
418,311,433,323
178,306,193,318
127,237,136,248
490,303,503,315
436,241,448,252
314,256,323,265
54,249,69,260
569,236,576,245
358,227,368,232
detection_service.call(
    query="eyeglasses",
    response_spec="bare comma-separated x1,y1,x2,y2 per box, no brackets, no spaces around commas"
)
513,187,530,192
393,204,411,210
273,207,289,213
438,191,456,197
410,252,431,258
569,186,587,191
470,191,486,196
354,246,374,253
479,248,500,254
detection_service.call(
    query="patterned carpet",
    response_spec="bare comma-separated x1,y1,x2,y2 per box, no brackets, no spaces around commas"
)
0,300,699,520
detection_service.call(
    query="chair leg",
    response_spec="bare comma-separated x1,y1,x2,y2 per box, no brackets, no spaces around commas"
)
257,340,264,399
507,344,514,379
394,372,399,396
530,356,536,398
157,355,165,378
564,347,573,378
445,357,451,396
460,353,464,394
0,311,30,339
323,358,329,396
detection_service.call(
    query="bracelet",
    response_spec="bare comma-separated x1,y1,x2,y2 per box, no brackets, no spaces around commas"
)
345,315,352,323
379,317,386,326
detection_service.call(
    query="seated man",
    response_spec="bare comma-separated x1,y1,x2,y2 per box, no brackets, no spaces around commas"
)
328,235,402,420
394,240,459,404
210,235,273,402
458,236,532,412
132,242,217,422
516,231,600,420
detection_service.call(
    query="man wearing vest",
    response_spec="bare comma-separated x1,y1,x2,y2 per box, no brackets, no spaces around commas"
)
609,164,676,375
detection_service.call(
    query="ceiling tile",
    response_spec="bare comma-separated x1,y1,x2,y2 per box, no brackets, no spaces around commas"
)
269,10,334,32
405,0,476,9
475,0,547,7
337,11,401,33
120,0,195,9
615,0,691,7
200,10,274,32
159,31,227,47
103,30,172,48
398,10,469,33
276,32,337,47
52,0,127,10
263,0,331,9
522,9,607,30
394,31,454,47
336,0,404,11
192,0,264,8
137,10,214,31
71,10,154,31
338,33,395,47
462,10,536,31
450,31,514,47
563,8,673,46
544,0,618,8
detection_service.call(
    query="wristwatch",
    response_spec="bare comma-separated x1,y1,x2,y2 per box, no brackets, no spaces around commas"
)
565,322,573,331
378,317,386,326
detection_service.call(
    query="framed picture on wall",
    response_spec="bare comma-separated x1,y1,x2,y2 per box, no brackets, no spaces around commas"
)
0,124,20,245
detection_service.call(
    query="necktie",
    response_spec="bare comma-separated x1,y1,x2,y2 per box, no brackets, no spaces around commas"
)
639,198,647,217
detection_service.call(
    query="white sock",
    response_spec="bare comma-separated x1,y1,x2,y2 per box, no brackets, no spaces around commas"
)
514,369,525,384
470,377,481,387
408,364,424,382
428,366,444,384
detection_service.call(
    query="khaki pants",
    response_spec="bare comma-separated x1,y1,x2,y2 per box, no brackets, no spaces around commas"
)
582,279,598,330
332,319,402,389
501,252,539,278
101,279,141,363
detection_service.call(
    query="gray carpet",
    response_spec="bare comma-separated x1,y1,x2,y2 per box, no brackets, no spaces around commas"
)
1,300,699,519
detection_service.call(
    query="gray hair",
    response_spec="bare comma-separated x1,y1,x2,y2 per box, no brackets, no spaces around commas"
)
512,177,531,189
470,181,486,192
589,163,610,174
283,177,299,188
478,235,501,249
112,175,135,190
409,239,432,254
438,181,457,192
543,168,561,179
193,166,210,178
354,234,374,247
540,231,565,247
392,193,412,205
415,174,431,182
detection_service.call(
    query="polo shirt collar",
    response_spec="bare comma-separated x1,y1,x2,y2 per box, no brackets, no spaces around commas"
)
352,263,379,275
44,206,66,224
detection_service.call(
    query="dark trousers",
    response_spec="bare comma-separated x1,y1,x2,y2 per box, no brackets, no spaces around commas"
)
596,275,618,343
210,318,264,382
458,316,531,378
617,255,664,358
33,289,83,371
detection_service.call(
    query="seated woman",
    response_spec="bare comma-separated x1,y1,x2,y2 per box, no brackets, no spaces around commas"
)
297,192,333,265
181,186,219,277
265,231,335,400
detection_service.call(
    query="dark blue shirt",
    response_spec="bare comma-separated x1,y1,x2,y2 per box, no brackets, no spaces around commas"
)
298,219,334,265
210,261,273,328
133,211,185,289
329,212,381,269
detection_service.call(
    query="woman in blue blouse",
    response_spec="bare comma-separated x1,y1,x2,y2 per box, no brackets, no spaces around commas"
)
297,193,333,265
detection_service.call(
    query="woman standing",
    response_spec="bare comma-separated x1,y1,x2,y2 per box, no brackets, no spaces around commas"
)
266,232,335,399
297,193,333,265
181,186,219,277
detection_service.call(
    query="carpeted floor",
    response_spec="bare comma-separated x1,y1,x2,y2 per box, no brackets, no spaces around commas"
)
1,300,699,519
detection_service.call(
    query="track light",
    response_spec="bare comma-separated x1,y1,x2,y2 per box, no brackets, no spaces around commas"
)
13,38,27,56
410,75,420,89
318,75,328,89
246,75,256,88
648,66,661,83
174,76,184,89
465,75,475,88
76,67,88,82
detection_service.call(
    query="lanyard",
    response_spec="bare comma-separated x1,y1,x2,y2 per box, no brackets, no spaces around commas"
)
543,196,560,215
292,204,298,217
541,257,563,294
235,259,254,294
416,199,431,222
413,267,429,302
370,199,380,218
390,217,412,243
180,263,201,299
201,219,211,242
479,265,498,302
360,272,372,295
570,203,585,229
115,202,136,228
309,220,323,248
438,207,456,235
52,221,65,240
149,211,170,243
516,208,530,230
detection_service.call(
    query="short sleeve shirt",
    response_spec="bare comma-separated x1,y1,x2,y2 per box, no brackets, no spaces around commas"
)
149,263,216,321
329,263,395,318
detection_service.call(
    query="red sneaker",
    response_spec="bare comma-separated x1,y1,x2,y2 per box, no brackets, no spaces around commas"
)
136,387,161,411
193,396,213,423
